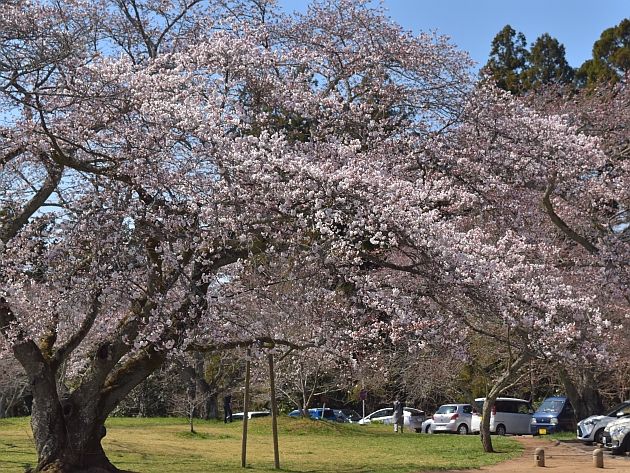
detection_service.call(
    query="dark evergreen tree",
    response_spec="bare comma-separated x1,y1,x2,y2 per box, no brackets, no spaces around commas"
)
523,33,574,89
482,24,529,94
576,18,630,86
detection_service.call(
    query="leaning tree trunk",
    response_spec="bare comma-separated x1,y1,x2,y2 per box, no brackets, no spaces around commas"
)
479,354,530,453
480,392,499,453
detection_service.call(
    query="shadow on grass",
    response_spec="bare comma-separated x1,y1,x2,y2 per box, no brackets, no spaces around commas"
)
175,431,234,440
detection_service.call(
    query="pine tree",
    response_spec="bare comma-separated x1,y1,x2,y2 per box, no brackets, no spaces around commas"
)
523,33,574,89
576,18,630,86
482,25,529,94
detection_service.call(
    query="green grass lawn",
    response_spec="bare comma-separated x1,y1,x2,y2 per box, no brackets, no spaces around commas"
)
548,431,581,442
0,416,523,473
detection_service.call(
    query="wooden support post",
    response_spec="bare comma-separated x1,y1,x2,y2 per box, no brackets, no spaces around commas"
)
593,448,604,468
241,347,251,468
268,353,280,469
534,447,545,467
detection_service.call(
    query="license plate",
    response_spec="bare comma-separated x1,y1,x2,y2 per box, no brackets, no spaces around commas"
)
539,428,547,435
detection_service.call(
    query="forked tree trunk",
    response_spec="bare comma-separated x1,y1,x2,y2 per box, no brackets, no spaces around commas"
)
28,392,117,473
11,334,165,472
479,354,530,453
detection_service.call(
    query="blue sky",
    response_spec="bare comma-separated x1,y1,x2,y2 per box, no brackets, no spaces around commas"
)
277,0,629,69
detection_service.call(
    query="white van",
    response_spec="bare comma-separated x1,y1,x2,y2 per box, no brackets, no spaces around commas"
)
470,397,534,435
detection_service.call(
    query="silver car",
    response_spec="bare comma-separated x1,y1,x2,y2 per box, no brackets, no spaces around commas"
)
602,415,630,455
577,400,630,444
358,407,426,432
431,403,473,434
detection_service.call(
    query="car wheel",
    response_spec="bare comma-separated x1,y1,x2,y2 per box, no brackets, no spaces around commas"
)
457,424,469,435
593,428,604,445
614,434,630,455
495,424,507,436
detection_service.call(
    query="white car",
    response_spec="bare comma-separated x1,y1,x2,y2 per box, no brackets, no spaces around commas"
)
471,397,533,435
602,415,630,455
358,407,426,432
577,400,630,444
420,418,434,433
432,403,474,434
232,410,271,420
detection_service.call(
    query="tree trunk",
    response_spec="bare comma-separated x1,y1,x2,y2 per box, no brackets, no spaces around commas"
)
479,354,530,453
29,399,117,473
12,336,164,472
559,367,604,421
206,393,218,420
480,394,498,453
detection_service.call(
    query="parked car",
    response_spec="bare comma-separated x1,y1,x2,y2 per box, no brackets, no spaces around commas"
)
358,407,426,432
288,408,344,422
431,403,474,434
530,396,576,435
471,397,534,435
602,415,630,455
578,400,630,444
232,410,271,421
336,408,362,423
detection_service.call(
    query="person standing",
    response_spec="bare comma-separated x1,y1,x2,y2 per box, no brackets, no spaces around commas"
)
224,393,233,423
393,399,404,433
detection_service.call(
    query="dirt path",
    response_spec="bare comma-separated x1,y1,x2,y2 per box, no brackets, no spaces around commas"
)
420,436,630,472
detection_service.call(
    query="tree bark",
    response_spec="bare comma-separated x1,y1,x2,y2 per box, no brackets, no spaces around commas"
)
206,393,218,420
27,385,118,473
559,367,604,421
479,354,530,453
4,312,160,472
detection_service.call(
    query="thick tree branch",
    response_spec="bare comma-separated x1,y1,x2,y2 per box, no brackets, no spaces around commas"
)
50,289,103,372
542,173,599,255
0,163,62,244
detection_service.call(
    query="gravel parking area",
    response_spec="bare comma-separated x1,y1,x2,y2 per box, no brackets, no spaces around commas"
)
416,435,629,472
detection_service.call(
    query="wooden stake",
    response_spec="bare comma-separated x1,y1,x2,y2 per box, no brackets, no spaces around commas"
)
268,353,280,469
241,347,251,468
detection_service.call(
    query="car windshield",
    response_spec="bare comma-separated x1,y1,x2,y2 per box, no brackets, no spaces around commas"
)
311,409,335,419
606,402,630,417
342,409,361,421
371,409,393,418
537,400,564,413
436,405,457,414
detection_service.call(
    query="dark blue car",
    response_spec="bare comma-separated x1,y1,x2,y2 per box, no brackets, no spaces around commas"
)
288,408,343,422
530,396,576,434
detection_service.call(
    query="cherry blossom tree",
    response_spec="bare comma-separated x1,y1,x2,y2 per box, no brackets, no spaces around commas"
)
1,0,624,468
518,79,630,419
338,81,624,451
0,1,477,470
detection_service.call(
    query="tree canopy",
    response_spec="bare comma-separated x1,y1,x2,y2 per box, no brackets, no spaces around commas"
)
577,18,630,86
0,1,627,471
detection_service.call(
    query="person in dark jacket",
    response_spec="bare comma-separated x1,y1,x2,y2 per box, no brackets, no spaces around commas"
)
224,394,233,423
